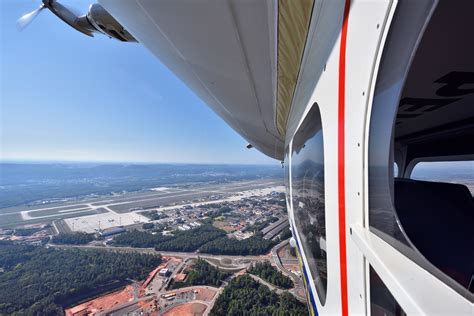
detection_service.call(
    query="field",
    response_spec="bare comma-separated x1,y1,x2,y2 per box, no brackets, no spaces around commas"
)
163,302,207,316
213,220,237,233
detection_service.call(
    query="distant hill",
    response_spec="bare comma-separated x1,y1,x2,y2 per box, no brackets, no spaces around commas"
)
0,163,282,209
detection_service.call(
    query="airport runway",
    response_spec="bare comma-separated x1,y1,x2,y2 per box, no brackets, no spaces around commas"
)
0,179,283,229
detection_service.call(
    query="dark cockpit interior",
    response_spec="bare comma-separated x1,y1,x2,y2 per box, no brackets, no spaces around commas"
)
392,0,474,294
394,178,474,290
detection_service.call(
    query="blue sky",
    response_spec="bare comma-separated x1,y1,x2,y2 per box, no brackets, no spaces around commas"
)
0,0,276,165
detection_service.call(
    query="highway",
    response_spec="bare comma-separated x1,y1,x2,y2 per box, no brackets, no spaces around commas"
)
50,244,268,265
271,239,306,302
51,238,308,314
51,238,307,300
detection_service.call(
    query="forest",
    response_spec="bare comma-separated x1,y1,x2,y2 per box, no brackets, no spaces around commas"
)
112,224,226,252
198,235,276,255
154,225,225,252
210,274,307,316
170,258,229,289
112,229,170,248
0,245,162,315
112,224,277,255
248,260,294,289
51,232,95,245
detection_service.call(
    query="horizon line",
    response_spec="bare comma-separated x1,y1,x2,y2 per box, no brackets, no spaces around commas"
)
0,158,280,166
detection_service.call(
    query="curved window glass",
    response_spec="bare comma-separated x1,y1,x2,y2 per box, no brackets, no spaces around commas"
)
284,148,291,209
369,0,474,301
291,103,327,304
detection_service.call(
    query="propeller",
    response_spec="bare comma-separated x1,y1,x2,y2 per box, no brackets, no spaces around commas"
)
15,1,135,41
17,1,83,32
17,4,45,31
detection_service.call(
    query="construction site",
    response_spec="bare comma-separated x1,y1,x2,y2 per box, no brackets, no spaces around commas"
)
64,237,304,316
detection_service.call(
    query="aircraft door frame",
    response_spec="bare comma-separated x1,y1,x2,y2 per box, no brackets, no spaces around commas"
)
360,0,474,314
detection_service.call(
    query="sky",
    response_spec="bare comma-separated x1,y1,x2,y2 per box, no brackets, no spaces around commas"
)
0,0,277,165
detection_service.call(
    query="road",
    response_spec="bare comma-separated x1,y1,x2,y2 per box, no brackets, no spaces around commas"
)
52,238,308,311
248,271,306,303
157,285,220,316
50,244,268,262
51,240,303,287
270,239,306,302
272,240,300,284
1,179,284,231
203,286,224,316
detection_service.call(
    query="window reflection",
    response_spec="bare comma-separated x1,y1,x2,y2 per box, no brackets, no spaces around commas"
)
291,104,327,304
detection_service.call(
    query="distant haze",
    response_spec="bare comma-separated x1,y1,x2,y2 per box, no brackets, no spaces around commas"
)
0,162,283,209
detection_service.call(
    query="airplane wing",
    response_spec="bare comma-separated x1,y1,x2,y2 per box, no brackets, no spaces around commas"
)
97,0,342,160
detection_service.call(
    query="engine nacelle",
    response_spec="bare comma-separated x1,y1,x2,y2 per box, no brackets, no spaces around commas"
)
86,4,136,42
21,0,137,42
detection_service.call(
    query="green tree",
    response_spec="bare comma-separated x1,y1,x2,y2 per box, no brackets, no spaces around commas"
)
199,236,275,255
170,258,229,289
0,245,162,315
112,224,226,252
210,275,306,316
51,232,95,245
248,261,293,289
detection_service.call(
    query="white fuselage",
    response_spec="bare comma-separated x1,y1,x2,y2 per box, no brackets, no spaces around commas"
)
97,1,474,315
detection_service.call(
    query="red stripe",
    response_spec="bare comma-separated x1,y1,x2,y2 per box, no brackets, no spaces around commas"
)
338,1,350,316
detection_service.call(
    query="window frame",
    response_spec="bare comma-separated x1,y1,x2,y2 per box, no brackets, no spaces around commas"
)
369,265,406,316
289,102,328,305
363,0,474,310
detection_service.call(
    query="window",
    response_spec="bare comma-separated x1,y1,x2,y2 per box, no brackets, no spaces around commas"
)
368,0,474,300
284,148,291,209
291,103,327,304
411,161,474,194
370,266,406,316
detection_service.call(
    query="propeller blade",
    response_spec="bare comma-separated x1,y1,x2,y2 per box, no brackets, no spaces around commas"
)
17,4,45,31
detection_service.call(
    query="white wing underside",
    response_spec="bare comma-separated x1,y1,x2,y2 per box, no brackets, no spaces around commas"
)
99,0,284,160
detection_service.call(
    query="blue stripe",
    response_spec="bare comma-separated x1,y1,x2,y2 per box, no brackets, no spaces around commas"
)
291,224,319,315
